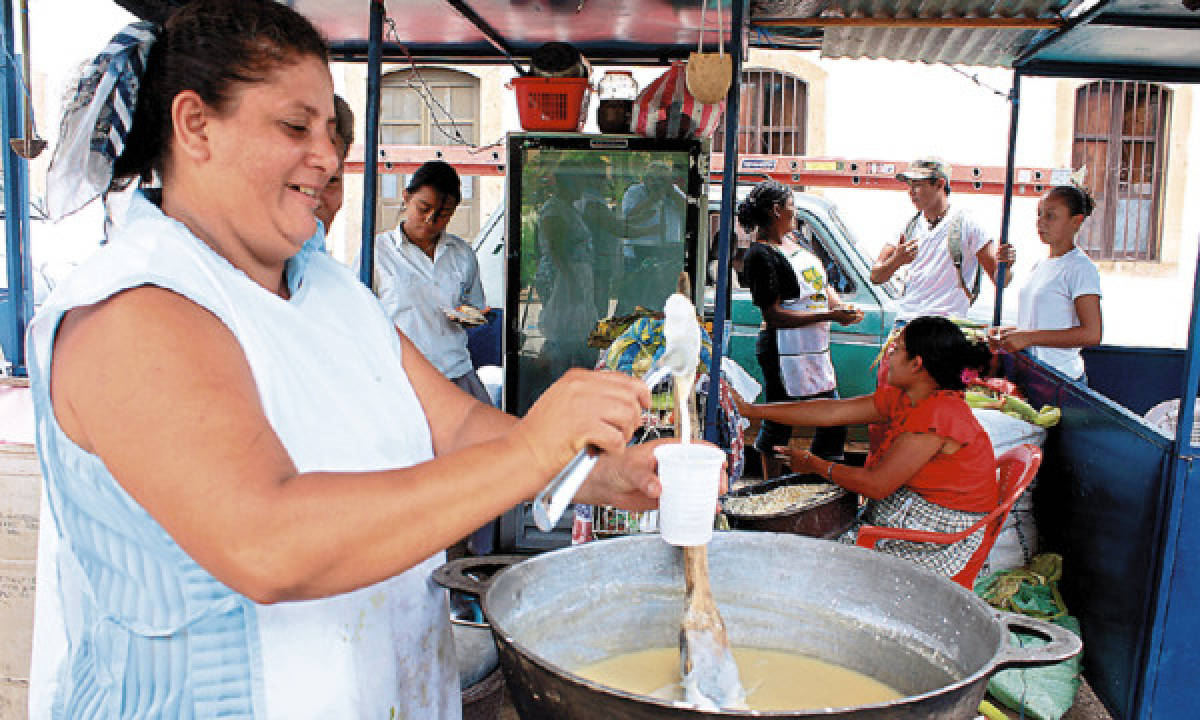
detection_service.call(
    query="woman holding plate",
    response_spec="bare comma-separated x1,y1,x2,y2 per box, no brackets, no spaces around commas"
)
374,160,493,402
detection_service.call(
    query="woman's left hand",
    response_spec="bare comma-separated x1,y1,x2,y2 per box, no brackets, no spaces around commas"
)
579,438,728,512
774,446,827,476
731,391,757,419
996,243,1016,264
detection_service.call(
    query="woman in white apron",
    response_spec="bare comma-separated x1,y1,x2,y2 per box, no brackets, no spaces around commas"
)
29,2,663,717
736,180,863,480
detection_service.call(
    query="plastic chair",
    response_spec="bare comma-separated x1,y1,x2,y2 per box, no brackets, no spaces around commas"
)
855,443,1043,590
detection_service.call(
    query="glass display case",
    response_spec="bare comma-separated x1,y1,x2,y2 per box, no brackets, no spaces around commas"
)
504,132,709,415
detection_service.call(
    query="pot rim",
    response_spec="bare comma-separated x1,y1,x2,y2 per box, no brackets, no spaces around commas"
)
481,533,1012,716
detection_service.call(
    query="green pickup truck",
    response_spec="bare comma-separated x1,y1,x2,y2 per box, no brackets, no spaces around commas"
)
704,188,900,401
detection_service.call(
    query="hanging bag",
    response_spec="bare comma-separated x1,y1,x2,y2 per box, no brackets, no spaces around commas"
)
632,61,725,139
686,0,733,104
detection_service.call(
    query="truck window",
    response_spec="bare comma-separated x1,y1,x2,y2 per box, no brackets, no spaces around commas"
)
707,210,755,290
796,217,854,295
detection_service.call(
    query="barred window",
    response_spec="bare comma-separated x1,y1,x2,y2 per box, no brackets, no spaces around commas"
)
715,68,807,156
378,68,480,239
1071,81,1170,262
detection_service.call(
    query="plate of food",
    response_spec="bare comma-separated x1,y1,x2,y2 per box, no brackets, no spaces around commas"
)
444,304,488,327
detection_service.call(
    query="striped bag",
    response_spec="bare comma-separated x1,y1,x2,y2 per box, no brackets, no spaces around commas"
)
631,60,725,139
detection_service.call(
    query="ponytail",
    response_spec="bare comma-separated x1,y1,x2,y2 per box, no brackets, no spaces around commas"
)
902,316,991,391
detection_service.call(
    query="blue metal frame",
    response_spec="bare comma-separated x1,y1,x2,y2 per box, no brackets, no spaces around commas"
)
992,70,1019,326
357,0,384,288
1,0,32,376
703,0,746,444
1011,348,1172,719
1135,244,1200,719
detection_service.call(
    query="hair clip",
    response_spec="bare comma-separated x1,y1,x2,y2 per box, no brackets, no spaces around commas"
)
1069,165,1088,189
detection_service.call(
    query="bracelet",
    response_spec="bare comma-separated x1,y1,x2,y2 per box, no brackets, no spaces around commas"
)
826,460,836,482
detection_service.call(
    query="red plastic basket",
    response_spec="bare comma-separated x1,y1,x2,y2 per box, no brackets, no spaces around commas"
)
509,76,590,131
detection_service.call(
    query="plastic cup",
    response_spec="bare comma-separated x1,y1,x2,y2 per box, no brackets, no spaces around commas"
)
654,443,725,546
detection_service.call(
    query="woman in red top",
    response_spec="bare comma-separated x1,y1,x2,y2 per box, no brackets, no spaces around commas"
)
735,315,998,577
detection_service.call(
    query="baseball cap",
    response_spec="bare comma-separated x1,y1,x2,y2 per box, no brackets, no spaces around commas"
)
896,156,951,183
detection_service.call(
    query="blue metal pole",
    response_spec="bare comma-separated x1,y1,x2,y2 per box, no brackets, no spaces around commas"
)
703,0,744,444
358,0,384,287
1137,231,1200,718
1,0,32,376
993,70,1019,327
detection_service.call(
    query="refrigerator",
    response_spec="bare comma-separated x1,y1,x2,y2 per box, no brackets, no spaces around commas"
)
503,132,710,417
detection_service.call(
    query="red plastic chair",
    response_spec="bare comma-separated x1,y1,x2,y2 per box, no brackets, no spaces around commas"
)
855,443,1043,590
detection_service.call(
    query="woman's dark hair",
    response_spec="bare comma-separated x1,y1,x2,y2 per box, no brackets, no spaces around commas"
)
902,316,992,391
333,94,355,159
112,0,329,187
1046,184,1096,218
735,179,790,234
406,160,462,205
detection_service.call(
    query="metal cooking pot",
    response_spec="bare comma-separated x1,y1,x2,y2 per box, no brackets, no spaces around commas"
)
441,556,526,689
724,473,857,538
436,532,1079,719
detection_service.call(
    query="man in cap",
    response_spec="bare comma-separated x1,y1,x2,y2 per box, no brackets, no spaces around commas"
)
870,156,1014,323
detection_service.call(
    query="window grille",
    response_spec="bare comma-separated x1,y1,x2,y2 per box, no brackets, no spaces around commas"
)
715,69,807,156
1071,81,1170,262
378,68,480,239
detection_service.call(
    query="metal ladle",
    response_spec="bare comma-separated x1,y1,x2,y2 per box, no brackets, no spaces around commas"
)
530,363,674,533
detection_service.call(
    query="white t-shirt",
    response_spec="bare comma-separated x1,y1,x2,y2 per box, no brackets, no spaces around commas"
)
777,245,836,396
896,208,993,321
374,226,486,379
1017,247,1102,379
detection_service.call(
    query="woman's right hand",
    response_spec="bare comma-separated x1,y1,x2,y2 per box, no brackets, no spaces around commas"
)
830,306,864,325
511,368,651,479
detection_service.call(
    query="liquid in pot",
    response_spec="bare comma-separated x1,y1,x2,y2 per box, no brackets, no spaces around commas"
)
575,647,902,712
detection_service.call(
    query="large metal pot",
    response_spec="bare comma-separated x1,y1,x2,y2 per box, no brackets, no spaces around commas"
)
437,532,1079,719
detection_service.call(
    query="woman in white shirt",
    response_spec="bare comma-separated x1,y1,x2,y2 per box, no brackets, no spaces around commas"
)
990,184,1103,382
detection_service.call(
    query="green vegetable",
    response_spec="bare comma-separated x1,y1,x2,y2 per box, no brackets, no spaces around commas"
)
1001,395,1039,423
1034,406,1062,428
966,390,1004,410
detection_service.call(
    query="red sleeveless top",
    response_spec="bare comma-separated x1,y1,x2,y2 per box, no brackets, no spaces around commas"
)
868,385,999,513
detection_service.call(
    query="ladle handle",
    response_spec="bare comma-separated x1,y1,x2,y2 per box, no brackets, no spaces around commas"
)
990,611,1083,670
531,447,599,532
530,364,675,532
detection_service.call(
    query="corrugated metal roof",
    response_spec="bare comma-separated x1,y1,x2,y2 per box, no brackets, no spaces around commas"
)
752,0,1071,67
821,24,1037,66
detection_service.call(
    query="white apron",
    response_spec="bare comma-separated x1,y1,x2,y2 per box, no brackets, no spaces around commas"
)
27,193,460,719
776,246,836,397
